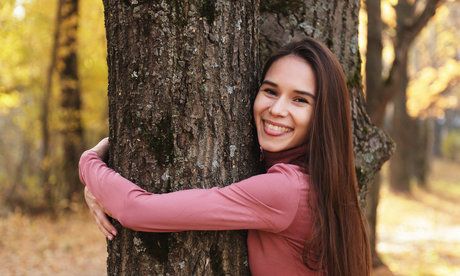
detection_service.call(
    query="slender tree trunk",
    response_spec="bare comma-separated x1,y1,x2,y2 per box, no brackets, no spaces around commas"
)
387,0,441,192
41,0,61,211
412,118,433,187
389,63,412,193
389,0,415,193
57,0,84,203
364,0,388,267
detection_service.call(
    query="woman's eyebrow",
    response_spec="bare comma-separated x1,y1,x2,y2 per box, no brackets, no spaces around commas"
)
261,80,278,87
262,80,316,99
294,90,316,100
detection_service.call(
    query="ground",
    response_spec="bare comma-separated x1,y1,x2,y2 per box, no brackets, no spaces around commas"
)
0,158,458,275
376,159,460,276
0,210,106,275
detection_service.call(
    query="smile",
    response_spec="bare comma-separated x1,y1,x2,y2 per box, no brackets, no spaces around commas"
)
263,120,293,136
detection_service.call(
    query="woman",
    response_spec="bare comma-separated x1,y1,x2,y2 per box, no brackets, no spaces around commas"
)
79,37,371,275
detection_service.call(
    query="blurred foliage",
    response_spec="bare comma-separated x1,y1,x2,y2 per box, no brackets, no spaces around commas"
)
442,131,460,162
359,1,459,119
407,3,460,118
0,0,107,212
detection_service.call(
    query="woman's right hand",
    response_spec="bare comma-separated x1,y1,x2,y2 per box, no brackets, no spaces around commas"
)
84,186,117,240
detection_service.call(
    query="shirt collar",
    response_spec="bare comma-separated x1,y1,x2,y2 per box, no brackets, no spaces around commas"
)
262,143,309,171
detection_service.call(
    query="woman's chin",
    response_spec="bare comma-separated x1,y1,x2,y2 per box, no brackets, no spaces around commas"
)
259,142,288,153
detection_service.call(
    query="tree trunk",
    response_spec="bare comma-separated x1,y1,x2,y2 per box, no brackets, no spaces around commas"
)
104,0,394,274
433,118,443,157
412,118,433,188
41,0,62,211
104,1,259,274
387,0,441,193
57,0,84,203
389,0,415,193
364,0,391,267
389,65,412,193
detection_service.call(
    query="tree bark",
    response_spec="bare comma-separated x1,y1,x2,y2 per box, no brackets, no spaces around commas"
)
104,1,258,274
57,0,84,203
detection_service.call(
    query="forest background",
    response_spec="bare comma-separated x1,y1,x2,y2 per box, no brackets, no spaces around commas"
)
0,0,459,275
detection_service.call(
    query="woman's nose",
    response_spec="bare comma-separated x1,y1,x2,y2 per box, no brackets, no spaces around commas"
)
269,98,289,117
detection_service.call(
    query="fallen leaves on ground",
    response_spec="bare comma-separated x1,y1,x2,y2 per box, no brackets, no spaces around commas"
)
0,210,107,276
377,159,460,276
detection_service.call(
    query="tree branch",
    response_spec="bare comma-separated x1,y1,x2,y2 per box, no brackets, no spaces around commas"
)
380,0,443,121
403,0,442,48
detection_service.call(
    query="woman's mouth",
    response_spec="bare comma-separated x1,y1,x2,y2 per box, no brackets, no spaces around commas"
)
263,120,293,136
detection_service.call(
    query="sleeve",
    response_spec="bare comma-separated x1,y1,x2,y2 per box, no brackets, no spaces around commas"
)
79,150,301,233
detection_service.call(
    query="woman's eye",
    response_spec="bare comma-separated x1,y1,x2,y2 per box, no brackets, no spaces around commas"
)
263,89,277,96
294,97,309,104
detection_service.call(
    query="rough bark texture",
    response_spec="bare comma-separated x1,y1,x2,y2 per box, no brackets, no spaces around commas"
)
104,1,259,275
259,0,394,205
57,0,84,202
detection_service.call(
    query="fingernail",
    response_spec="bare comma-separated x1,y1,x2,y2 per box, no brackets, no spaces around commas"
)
108,235,113,240
112,230,117,235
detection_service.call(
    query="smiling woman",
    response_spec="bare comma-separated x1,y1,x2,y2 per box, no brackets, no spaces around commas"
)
79,37,371,276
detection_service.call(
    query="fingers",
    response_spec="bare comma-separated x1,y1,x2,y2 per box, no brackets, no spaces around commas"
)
90,137,110,160
94,215,114,240
95,207,117,235
85,187,117,239
92,207,117,240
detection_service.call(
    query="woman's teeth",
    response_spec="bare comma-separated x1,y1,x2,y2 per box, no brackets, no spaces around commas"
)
265,121,292,133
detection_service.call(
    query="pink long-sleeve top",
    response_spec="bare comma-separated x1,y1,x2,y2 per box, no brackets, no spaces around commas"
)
79,144,320,275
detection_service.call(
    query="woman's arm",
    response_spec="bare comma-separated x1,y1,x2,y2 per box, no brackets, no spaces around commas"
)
79,149,301,233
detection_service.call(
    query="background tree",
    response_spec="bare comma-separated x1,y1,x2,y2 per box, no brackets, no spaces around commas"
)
0,0,107,213
1,0,58,212
41,0,62,211
364,0,442,268
56,0,84,203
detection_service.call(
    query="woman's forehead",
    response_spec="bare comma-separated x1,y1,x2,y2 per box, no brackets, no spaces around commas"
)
264,55,316,95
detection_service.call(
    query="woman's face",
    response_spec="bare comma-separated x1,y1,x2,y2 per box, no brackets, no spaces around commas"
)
254,55,316,152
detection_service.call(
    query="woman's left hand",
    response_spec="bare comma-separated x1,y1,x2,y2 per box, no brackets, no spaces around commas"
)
91,137,109,161
84,186,117,240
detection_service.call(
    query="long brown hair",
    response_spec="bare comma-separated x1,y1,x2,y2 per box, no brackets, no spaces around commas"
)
261,38,371,276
